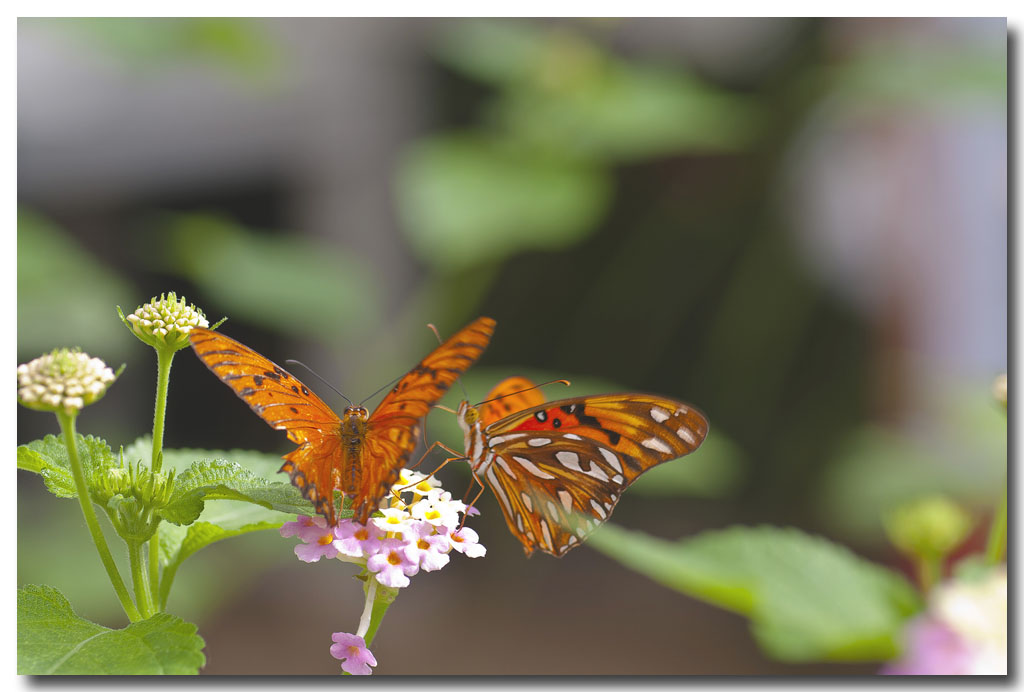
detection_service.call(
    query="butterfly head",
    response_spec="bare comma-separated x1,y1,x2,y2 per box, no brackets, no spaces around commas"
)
456,400,480,432
341,405,370,437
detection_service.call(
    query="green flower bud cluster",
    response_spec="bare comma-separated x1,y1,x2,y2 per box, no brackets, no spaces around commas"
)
884,495,973,561
93,457,177,543
17,349,118,415
121,292,209,352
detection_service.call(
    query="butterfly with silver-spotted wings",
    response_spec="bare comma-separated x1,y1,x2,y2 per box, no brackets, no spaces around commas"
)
455,377,708,557
189,316,495,525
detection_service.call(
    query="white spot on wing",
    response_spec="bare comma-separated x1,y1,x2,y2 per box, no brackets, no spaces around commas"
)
528,438,551,447
546,501,558,517
585,462,609,482
612,474,624,485
650,407,670,423
485,466,514,518
590,499,607,519
520,492,533,512
557,489,573,512
540,520,554,550
564,433,583,441
642,436,673,454
512,456,556,479
556,451,579,467
496,457,517,478
677,427,697,445
599,447,623,473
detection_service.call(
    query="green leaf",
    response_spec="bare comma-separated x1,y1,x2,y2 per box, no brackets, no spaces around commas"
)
587,523,922,662
497,63,757,162
434,19,549,84
160,213,378,344
159,458,310,525
17,208,136,361
17,434,117,499
18,585,205,674
158,500,287,609
397,134,611,271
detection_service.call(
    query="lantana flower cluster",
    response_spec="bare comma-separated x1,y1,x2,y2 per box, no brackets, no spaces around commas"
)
883,565,1007,675
17,349,118,415
279,469,485,674
122,291,209,351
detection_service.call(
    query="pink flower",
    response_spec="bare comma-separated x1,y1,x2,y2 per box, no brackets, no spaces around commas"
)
279,514,320,539
281,515,340,562
333,519,385,558
447,525,486,558
329,632,377,675
366,538,420,588
882,616,975,675
403,522,451,572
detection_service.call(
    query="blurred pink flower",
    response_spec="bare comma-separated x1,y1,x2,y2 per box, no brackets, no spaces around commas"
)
329,632,377,675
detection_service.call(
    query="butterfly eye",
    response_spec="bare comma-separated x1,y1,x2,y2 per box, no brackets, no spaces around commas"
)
464,407,480,425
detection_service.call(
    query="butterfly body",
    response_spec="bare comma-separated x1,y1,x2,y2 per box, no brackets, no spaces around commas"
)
457,379,708,557
189,316,495,526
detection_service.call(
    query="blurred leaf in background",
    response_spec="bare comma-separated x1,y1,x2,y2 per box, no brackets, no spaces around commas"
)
397,134,611,271
588,523,922,662
435,20,757,160
158,213,380,346
814,375,1006,543
397,19,757,274
18,208,136,361
35,17,277,79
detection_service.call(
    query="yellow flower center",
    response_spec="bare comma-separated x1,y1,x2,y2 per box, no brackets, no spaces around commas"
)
318,533,334,546
354,528,369,541
424,509,441,521
387,551,402,566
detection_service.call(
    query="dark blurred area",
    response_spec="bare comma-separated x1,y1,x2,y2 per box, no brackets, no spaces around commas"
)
17,18,1006,674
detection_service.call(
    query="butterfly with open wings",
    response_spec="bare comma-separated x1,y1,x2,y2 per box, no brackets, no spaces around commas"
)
188,316,495,525
455,377,708,557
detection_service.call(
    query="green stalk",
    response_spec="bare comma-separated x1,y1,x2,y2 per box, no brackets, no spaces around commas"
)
147,347,175,608
57,411,142,623
984,486,1007,566
128,541,155,618
917,555,942,595
151,348,174,473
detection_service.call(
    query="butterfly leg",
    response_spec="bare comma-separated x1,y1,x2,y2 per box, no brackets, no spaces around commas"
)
394,440,467,494
459,473,487,532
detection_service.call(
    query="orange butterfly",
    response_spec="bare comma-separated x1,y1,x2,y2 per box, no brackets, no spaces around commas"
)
189,316,495,525
455,377,708,557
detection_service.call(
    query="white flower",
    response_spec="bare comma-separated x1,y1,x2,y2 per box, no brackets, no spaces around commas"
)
122,292,208,351
18,349,118,415
932,567,1006,674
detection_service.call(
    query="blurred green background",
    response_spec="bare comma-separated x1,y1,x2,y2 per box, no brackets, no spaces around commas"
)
17,18,1006,674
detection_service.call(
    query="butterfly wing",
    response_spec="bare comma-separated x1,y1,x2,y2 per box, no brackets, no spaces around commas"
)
354,316,496,523
479,376,547,428
479,394,708,556
188,327,343,523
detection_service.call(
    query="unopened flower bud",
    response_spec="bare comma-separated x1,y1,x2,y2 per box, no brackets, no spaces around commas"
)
18,349,118,415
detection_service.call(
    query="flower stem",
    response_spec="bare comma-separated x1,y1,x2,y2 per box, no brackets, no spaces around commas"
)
128,541,156,618
147,348,175,607
151,348,174,473
984,486,1007,565
356,579,377,639
57,411,142,623
917,555,942,595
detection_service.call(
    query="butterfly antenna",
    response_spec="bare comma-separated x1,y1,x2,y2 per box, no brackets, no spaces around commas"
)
428,322,470,402
475,379,571,407
358,371,408,407
283,359,353,406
